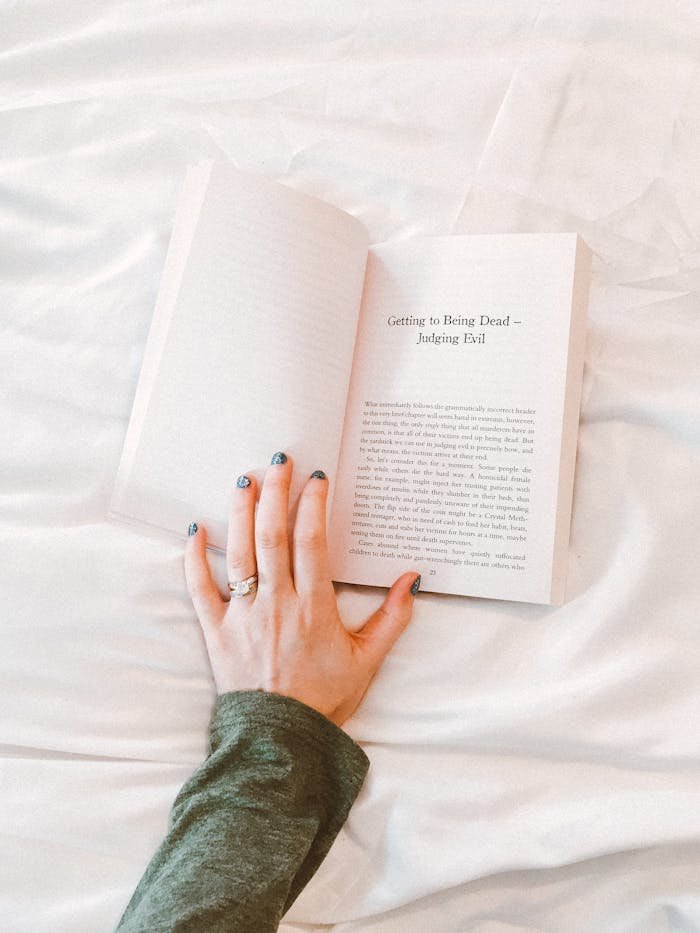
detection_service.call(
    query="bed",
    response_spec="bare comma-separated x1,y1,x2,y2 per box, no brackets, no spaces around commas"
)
3,2,699,930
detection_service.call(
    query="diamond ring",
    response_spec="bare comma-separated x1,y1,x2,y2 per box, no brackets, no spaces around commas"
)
228,574,258,598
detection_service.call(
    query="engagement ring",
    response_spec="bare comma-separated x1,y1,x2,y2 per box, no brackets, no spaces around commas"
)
228,574,258,598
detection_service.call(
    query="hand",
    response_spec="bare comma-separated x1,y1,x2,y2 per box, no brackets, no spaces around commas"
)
184,452,420,727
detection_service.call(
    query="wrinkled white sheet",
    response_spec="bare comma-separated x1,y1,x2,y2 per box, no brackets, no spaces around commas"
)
2,2,699,931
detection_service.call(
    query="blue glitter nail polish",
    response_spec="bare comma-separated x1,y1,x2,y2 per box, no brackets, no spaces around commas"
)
236,475,251,488
271,451,287,464
188,522,198,536
310,470,326,480
410,574,421,595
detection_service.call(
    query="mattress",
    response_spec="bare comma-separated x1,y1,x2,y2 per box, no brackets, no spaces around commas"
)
2,2,699,930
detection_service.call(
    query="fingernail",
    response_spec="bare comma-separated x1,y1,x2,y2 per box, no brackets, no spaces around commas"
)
188,522,198,536
271,451,287,465
310,469,326,480
410,574,421,596
236,474,251,488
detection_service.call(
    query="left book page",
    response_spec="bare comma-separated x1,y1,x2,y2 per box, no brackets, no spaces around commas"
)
110,161,369,551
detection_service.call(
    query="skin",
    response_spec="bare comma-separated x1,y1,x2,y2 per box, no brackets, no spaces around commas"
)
184,453,420,727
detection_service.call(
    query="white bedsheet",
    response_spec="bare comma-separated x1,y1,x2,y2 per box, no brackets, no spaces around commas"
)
2,2,699,931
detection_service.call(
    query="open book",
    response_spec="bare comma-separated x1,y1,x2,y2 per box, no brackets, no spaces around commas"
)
110,160,591,605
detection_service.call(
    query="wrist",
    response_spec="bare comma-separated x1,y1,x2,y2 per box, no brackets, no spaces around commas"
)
209,690,369,779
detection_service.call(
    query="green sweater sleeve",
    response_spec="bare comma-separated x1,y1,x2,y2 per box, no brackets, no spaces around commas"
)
116,690,370,933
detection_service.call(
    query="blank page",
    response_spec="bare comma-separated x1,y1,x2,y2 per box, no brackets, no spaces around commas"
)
111,161,369,550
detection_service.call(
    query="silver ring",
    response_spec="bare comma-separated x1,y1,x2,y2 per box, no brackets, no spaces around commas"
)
228,573,258,598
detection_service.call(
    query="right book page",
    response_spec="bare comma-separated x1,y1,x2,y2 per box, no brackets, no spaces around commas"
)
328,233,591,605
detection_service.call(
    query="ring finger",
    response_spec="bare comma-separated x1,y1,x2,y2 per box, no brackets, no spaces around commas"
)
226,472,258,600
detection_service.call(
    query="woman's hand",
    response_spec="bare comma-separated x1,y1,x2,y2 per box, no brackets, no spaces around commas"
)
184,452,420,727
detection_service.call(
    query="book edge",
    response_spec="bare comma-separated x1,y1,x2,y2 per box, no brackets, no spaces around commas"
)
548,234,593,606
108,505,227,554
109,160,214,520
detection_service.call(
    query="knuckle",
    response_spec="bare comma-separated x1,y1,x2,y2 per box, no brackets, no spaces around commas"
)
226,546,250,569
257,528,286,550
264,605,286,628
295,526,326,550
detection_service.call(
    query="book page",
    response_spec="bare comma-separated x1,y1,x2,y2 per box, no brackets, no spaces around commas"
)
328,234,588,604
111,161,369,550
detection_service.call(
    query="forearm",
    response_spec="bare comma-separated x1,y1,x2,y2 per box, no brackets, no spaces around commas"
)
116,691,369,933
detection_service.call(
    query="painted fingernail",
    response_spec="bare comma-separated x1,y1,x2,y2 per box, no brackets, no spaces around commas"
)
236,474,251,488
410,574,421,596
188,522,198,536
310,470,326,480
271,451,287,464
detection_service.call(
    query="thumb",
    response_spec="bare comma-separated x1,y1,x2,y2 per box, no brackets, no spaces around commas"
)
354,571,420,673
